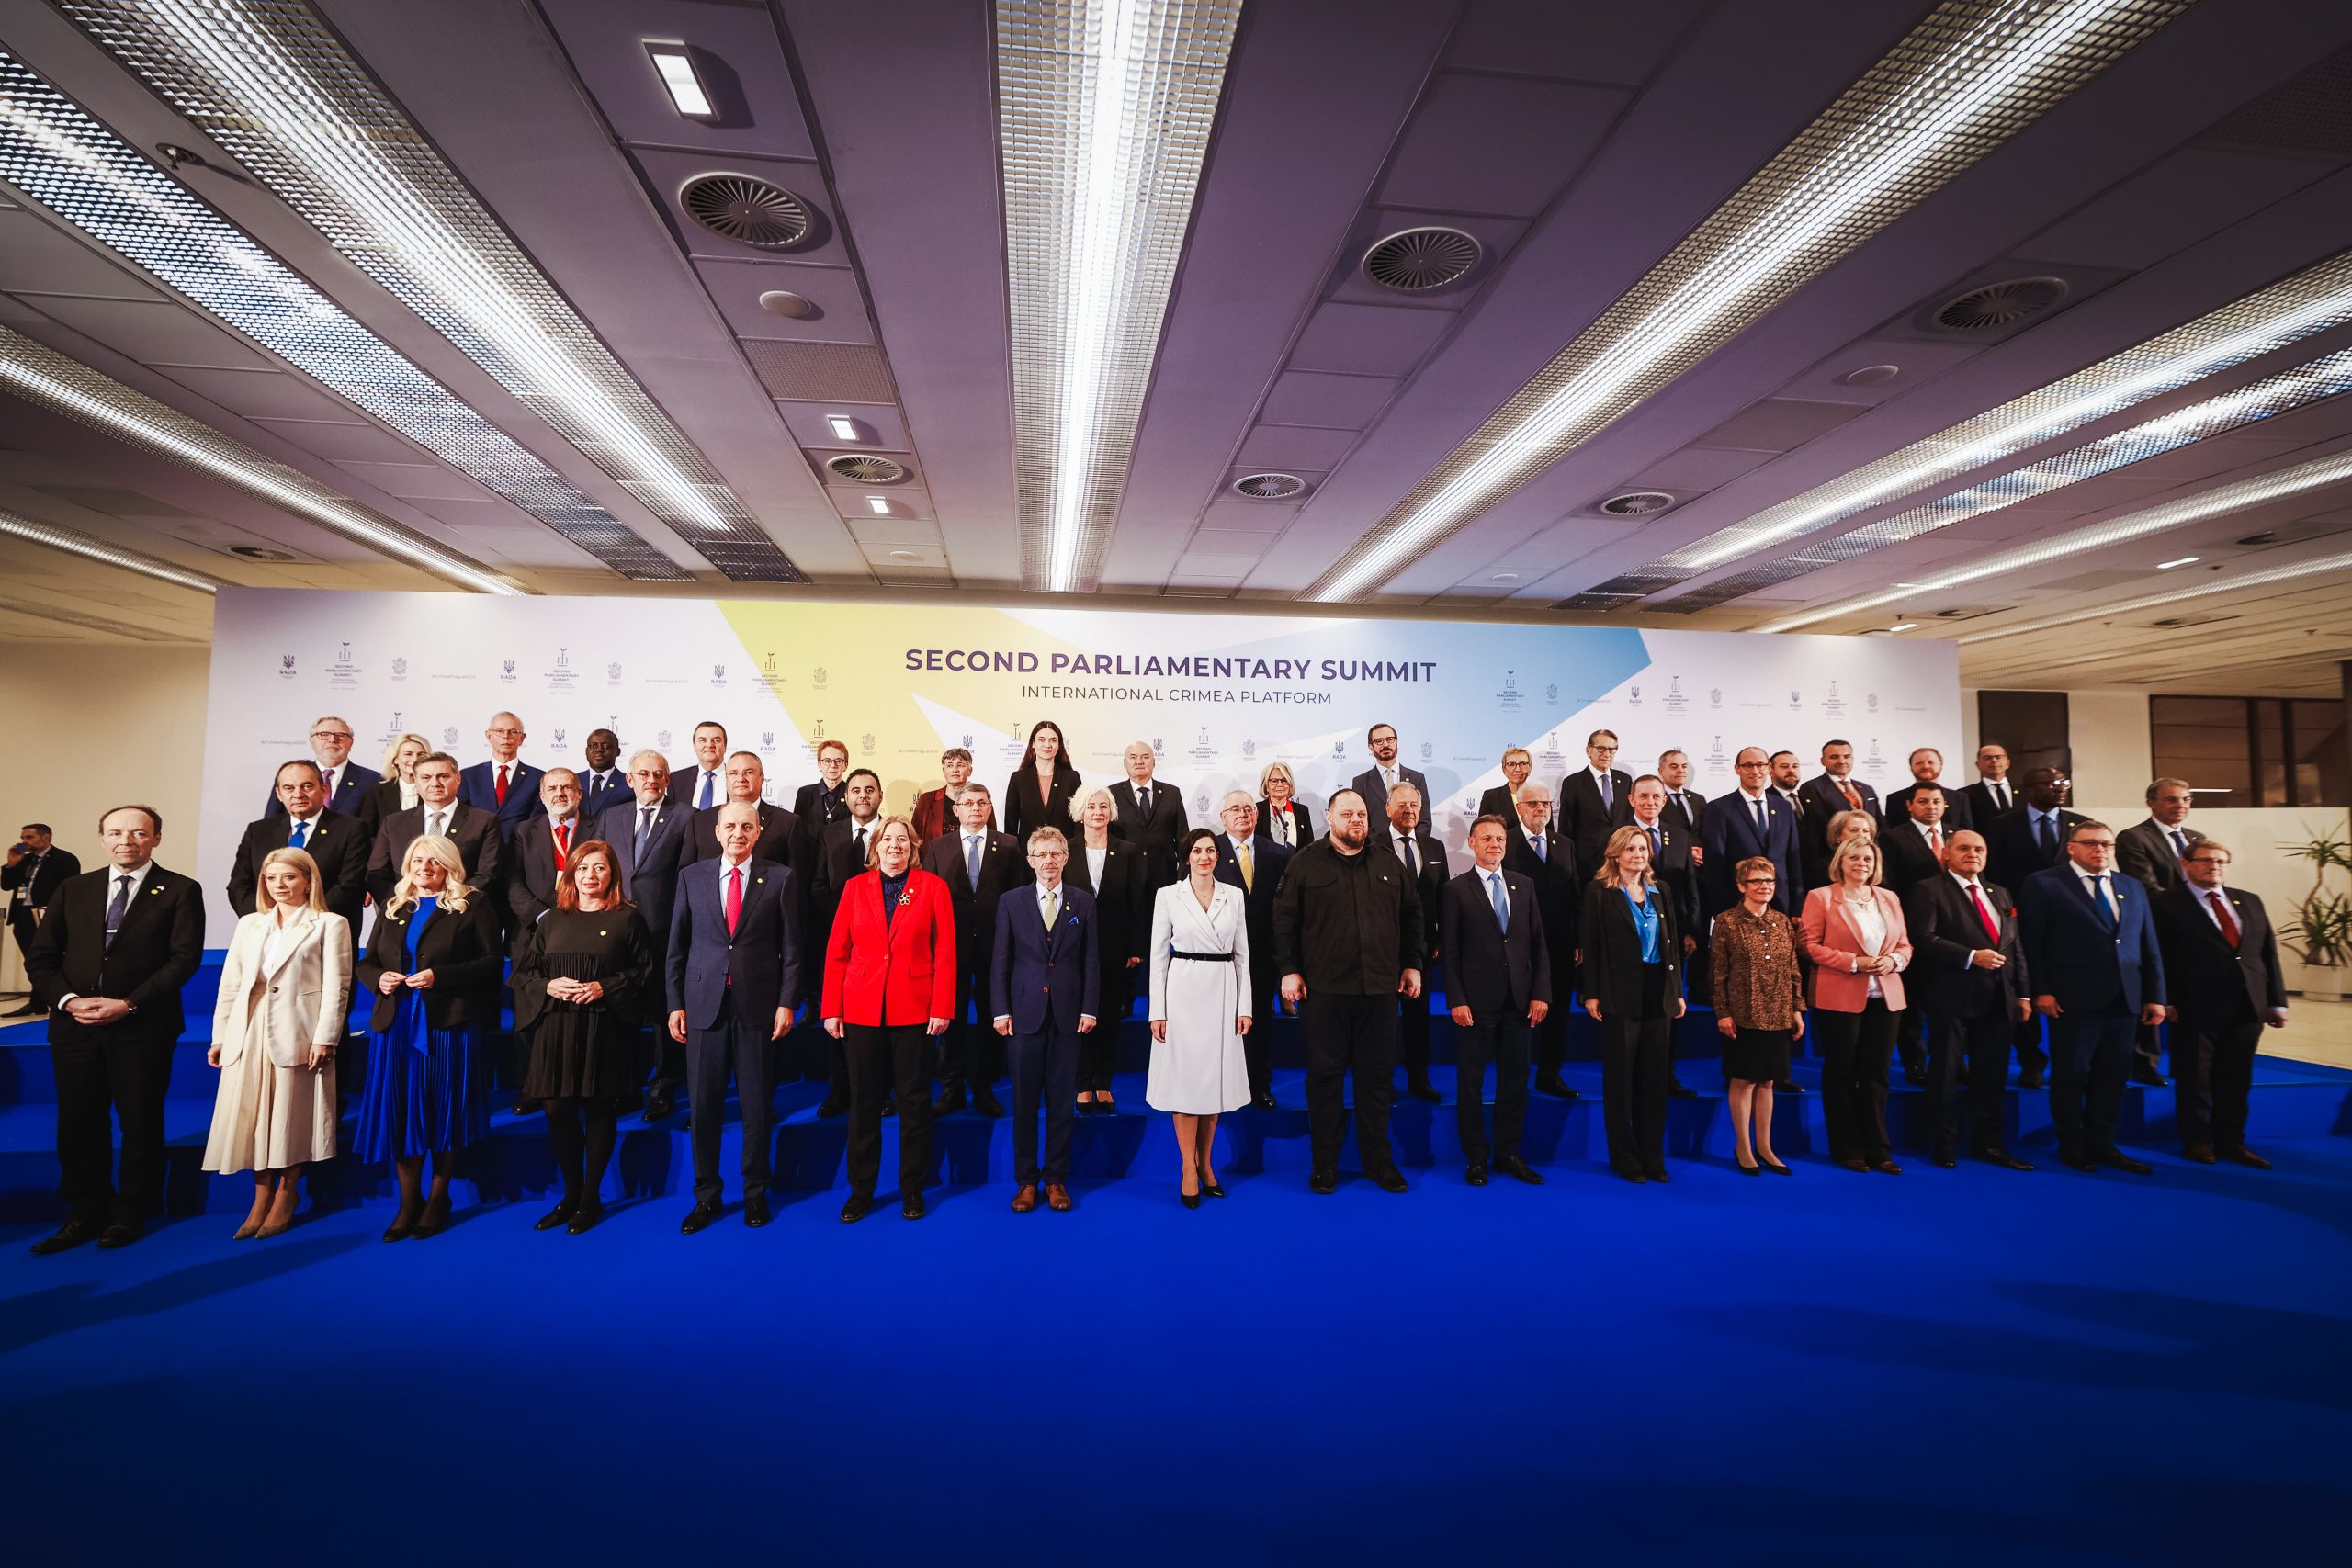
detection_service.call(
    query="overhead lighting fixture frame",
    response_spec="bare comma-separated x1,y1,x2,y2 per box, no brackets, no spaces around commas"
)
644,40,717,122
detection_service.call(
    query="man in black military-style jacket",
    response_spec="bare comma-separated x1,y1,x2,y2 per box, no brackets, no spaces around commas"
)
920,782,1032,1115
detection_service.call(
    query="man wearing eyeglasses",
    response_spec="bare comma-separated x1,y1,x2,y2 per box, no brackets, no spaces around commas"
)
263,715,379,819
459,712,544,837
2152,841,2286,1169
2017,820,2166,1175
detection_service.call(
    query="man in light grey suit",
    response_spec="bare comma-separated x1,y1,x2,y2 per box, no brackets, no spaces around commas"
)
597,750,691,1119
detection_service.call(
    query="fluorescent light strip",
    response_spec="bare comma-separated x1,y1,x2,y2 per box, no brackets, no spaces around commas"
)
0,324,523,594
1305,0,2189,604
59,0,798,581
1954,546,2352,643
1571,251,2352,610
645,43,714,121
1758,446,2352,632
0,502,222,592
998,0,1241,592
0,48,680,581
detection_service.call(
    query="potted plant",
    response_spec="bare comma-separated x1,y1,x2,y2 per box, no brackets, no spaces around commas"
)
2279,824,2352,1000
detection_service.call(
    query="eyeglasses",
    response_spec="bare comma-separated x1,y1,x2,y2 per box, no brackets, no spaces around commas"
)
310,729,352,741
1740,876,1777,886
2188,854,2232,866
488,727,524,739
2075,838,2116,850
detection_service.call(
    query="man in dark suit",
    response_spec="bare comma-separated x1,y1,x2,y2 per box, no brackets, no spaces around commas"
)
1877,788,1953,1085
506,768,585,943
920,783,1031,1114
458,711,544,838
1961,742,2020,828
1902,830,2035,1170
2154,840,2287,1168
262,714,381,819
227,760,368,933
24,805,205,1252
1475,746,1533,823
597,750,691,1120
790,738,852,872
1559,729,1633,879
2114,776,2203,1089
1502,783,1580,1100
1620,775,1702,1098
368,751,504,907
6,825,81,1017
1374,781,1448,1103
665,802,799,1233
575,727,630,817
991,828,1098,1213
1882,747,1973,831
1657,749,1707,839
1111,740,1190,887
1444,814,1552,1186
1981,763,2080,1088
1213,792,1289,1111
669,720,730,815
1351,721,1430,824
808,769,886,1116
682,752,797,867
2018,818,2166,1175
1797,739,1881,888
1702,749,1801,918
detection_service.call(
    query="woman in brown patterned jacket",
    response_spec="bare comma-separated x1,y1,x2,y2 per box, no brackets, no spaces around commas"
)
1711,855,1805,1176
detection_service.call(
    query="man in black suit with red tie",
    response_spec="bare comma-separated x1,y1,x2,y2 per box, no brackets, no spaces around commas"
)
1559,729,1633,880
1374,781,1448,1103
1797,740,1881,889
507,769,585,940
25,805,205,1253
1902,830,2034,1170
1445,815,1551,1186
227,760,368,934
1503,783,1580,1101
919,783,1031,1115
2153,840,2287,1168
1879,788,1954,1084
262,714,381,819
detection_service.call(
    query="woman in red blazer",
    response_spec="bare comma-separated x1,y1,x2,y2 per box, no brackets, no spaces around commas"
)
1801,838,1915,1173
822,816,957,1223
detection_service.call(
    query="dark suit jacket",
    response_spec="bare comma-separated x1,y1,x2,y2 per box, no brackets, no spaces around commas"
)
355,778,407,840
576,767,631,819
505,814,585,937
27,863,205,1044
1476,784,1526,825
2116,818,2204,896
1001,766,1081,847
2153,882,2284,1024
1350,763,1430,824
1615,816,1700,942
1883,782,1973,832
358,892,504,1032
682,800,797,867
1558,768,1633,877
670,765,729,816
1700,791,1801,917
369,801,505,908
990,883,1100,1033
226,809,367,931
1067,836,1149,997
1662,788,1707,838
1578,879,1682,1016
263,761,381,820
1903,873,2029,1021
1877,821,1948,901
1109,777,1190,886
1798,773,1881,884
594,796,691,953
1984,807,2086,901
912,786,995,846
1373,829,1449,968
1257,797,1313,852
1502,823,1580,967
1212,829,1289,993
458,758,545,836
1441,865,1550,1014
2018,864,2165,1016
919,829,1033,963
5,845,82,936
1961,778,2021,827
790,780,850,871
665,856,802,1028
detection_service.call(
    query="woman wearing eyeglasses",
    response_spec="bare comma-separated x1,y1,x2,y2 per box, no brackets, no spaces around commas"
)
1710,856,1803,1176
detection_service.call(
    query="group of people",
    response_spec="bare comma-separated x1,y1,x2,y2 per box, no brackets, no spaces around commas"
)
8,711,2290,1253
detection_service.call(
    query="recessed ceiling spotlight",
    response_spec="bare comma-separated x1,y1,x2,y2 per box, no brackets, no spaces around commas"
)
888,548,922,561
827,415,862,442
757,289,816,319
1838,364,1902,387
1489,571,1521,582
2155,555,2199,569
644,41,716,122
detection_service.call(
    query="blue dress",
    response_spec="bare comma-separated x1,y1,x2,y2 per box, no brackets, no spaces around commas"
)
355,897,491,1160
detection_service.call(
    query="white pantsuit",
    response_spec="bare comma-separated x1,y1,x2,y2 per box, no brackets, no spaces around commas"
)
203,907,351,1173
1145,881,1251,1114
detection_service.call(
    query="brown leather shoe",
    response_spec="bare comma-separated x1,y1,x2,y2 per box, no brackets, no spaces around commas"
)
2182,1143,2217,1164
1011,1183,1037,1213
1046,1182,1071,1212
2221,1145,2272,1169
1871,1158,1905,1175
1838,1158,1871,1173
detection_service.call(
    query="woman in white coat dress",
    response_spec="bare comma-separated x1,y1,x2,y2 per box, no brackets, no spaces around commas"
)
1148,829,1252,1208
204,846,352,1239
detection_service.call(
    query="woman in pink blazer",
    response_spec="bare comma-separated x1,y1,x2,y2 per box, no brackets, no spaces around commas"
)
1801,838,1914,1173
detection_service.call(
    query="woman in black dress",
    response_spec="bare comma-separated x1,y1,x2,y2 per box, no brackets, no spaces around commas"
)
1064,784,1147,1112
1580,824,1687,1184
1002,719,1080,844
513,840,653,1234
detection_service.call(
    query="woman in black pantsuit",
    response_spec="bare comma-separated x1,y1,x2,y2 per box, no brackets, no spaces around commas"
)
1580,825,1686,1183
1002,719,1081,846
1064,784,1147,1112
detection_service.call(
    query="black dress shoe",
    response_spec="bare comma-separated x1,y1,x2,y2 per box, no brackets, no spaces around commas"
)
901,1191,927,1220
412,1197,450,1238
1775,1079,1804,1095
1496,1153,1544,1186
931,1091,966,1115
1977,1147,2034,1171
680,1200,723,1234
513,1096,543,1115
2017,1071,2045,1090
1932,1155,1958,1169
565,1203,605,1235
2128,1064,2168,1089
1252,1091,1279,1111
643,1089,674,1122
1736,1159,1762,1176
1370,1166,1409,1193
1181,1188,1201,1210
1871,1158,1904,1175
1666,1079,1698,1100
1308,1168,1338,1195
2221,1145,2273,1169
1758,1157,1792,1176
381,1205,420,1243
1533,1071,1578,1100
2098,1150,2153,1175
971,1089,1005,1117
2061,1151,2099,1174
1644,1167,1671,1184
841,1194,872,1224
534,1201,576,1231
1616,1168,1648,1185
30,1216,101,1255
744,1194,771,1227
1404,1078,1442,1104
816,1091,850,1118
1465,1163,1489,1186
96,1220,142,1249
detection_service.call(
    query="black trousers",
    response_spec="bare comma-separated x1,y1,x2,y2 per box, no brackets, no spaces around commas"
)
1009,1017,1080,1185
1532,952,1576,1077
1302,991,1397,1174
1924,1009,2012,1156
1079,964,1134,1093
2012,1015,2049,1076
51,1030,175,1222
1598,972,1671,1174
543,1097,616,1204
2047,1008,2134,1158
934,941,1001,1097
1397,974,1435,1084
1895,1005,1926,1077
845,1022,933,1198
1454,1008,1531,1163
686,994,775,1204
1815,998,1895,1164
2172,1013,2261,1149
1239,951,1277,1100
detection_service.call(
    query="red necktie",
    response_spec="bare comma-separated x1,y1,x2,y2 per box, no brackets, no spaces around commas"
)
553,821,571,869
2209,890,2239,948
1928,827,1942,854
494,762,511,806
1840,781,1862,811
1967,882,2000,944
725,866,742,936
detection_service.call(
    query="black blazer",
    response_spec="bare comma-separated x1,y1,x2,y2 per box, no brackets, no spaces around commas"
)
1877,821,1948,901
1373,828,1449,965
790,780,850,872
1066,834,1150,976
1983,807,2085,901
1577,879,1682,1016
1961,778,2021,827
1902,873,2028,1021
919,829,1033,955
360,892,505,1032
1441,865,1550,1014
1558,768,1633,878
2153,881,2285,1024
682,800,797,867
1502,822,1581,964
1475,784,1524,825
1883,782,1973,832
1109,777,1191,886
1661,788,1707,838
594,796,690,952
1257,796,1313,852
1212,829,1288,998
2116,818,2203,896
1350,763,1430,824
225,808,368,932
355,777,407,840
26,863,206,1045
4,844,80,930
369,801,506,908
1002,765,1080,846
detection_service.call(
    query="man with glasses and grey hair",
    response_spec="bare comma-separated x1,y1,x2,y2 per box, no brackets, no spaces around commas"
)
2154,839,2286,1168
264,715,379,819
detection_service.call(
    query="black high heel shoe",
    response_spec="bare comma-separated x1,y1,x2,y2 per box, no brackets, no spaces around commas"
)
1736,1159,1762,1176
1181,1173,1202,1210
412,1194,451,1238
382,1201,421,1243
534,1200,576,1231
1200,1177,1227,1199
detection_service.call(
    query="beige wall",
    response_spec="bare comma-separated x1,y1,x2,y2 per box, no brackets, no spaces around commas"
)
0,643,210,877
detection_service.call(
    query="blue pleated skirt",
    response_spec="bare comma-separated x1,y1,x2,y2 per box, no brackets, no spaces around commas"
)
354,992,490,1160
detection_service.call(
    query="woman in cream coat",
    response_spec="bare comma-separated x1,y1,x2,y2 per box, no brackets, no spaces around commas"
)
1147,829,1252,1207
204,845,353,1239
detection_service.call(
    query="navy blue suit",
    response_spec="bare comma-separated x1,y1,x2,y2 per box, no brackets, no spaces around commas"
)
2018,863,2165,1162
990,883,1099,1188
598,795,692,1094
665,856,801,1205
458,759,546,837
1700,790,1801,917
263,761,380,820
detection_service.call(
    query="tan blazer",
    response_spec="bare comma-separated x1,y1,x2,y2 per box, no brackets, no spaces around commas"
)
212,907,354,1067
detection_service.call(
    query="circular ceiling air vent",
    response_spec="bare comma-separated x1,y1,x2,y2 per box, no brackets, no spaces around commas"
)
680,173,814,248
1361,227,1481,292
1599,491,1676,517
1231,472,1306,500
1930,276,2067,332
826,454,907,484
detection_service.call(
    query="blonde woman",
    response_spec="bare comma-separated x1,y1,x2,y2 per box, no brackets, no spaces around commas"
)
1580,824,1687,1183
1800,838,1914,1173
203,847,352,1238
357,835,504,1239
1064,784,1146,1112
359,731,433,839
1256,761,1313,851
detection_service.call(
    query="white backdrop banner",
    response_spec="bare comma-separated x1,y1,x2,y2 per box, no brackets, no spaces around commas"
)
198,587,1960,935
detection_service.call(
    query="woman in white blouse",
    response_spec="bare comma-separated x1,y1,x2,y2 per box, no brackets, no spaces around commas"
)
1147,829,1252,1207
1800,838,1914,1174
204,846,353,1238
1257,761,1313,852
1064,784,1146,1113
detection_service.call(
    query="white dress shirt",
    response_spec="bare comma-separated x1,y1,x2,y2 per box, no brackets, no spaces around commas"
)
1086,843,1107,889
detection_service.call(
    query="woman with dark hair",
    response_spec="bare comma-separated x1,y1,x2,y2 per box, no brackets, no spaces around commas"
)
1581,824,1687,1184
513,839,653,1233
1003,719,1080,845
1147,827,1252,1207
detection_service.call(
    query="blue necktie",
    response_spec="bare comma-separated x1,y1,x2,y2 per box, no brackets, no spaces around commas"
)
1487,870,1508,930
1751,797,1766,838
2036,813,2056,857
288,819,309,850
966,834,982,888
2094,874,2117,924
697,771,715,810
105,873,130,948
635,807,653,861
1599,773,1611,812
1647,826,1661,862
